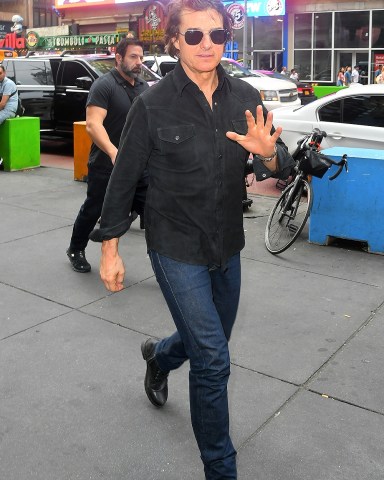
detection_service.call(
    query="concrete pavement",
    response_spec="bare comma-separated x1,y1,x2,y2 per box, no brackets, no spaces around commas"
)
1,161,384,480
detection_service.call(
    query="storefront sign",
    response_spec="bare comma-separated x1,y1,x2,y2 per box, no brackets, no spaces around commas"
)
226,4,245,29
26,31,40,48
56,0,145,9
224,0,285,17
138,2,166,43
42,33,120,49
374,53,384,69
0,32,26,49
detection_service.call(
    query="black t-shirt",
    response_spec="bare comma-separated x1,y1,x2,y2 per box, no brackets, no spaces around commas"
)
86,68,148,171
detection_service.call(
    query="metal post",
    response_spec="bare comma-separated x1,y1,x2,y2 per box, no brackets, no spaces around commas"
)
242,0,247,66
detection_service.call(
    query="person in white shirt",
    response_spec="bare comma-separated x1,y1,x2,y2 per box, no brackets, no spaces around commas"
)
289,68,299,81
351,65,360,83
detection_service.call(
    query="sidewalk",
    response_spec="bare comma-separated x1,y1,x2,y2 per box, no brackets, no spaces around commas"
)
1,156,384,480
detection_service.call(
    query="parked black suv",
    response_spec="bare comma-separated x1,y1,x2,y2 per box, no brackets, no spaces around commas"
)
1,53,160,136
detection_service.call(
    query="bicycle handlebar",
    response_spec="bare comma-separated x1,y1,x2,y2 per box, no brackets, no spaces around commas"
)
328,154,348,180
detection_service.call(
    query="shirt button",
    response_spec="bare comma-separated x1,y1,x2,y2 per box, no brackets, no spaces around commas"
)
175,135,180,141
218,155,222,159
262,173,267,178
214,102,217,106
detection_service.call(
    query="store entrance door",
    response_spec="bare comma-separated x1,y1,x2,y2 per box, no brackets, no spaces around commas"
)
337,51,369,84
252,51,283,71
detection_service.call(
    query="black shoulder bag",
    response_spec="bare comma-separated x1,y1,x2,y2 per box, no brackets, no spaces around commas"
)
8,90,25,117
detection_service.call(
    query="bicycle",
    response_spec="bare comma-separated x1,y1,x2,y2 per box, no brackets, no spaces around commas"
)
265,129,348,255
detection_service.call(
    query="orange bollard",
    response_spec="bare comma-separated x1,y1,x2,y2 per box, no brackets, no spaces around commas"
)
73,121,92,182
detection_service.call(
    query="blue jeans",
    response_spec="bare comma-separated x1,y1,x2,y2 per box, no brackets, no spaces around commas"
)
0,107,16,125
148,250,241,480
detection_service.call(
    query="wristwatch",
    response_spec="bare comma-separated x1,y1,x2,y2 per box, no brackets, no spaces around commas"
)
257,145,277,163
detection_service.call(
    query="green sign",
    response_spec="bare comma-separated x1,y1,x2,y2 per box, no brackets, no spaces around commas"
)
43,34,120,49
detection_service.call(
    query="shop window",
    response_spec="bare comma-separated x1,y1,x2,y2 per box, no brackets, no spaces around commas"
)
253,17,283,51
293,50,311,80
313,50,332,81
372,11,384,48
294,14,312,49
334,11,369,49
314,12,332,49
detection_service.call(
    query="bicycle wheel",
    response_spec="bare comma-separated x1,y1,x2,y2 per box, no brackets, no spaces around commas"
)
265,179,313,254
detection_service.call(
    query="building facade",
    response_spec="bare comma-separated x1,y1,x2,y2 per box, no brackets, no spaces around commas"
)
288,1,384,83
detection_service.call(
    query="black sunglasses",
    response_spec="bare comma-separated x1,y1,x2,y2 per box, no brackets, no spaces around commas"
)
178,28,229,46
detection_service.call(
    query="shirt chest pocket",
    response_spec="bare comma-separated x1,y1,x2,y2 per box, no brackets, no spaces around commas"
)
230,119,249,161
231,119,247,136
157,124,196,157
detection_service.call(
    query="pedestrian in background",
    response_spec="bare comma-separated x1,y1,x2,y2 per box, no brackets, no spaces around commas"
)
66,38,149,273
336,67,345,86
280,66,288,75
351,65,360,83
0,65,18,125
344,66,352,86
375,65,384,84
290,68,299,81
90,0,293,477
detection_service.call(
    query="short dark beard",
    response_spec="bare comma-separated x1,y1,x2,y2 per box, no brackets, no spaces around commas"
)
120,65,141,79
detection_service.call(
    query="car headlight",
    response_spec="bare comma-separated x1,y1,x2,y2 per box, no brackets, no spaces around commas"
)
260,90,279,101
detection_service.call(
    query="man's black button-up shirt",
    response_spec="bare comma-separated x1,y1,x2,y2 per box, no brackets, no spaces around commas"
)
90,62,293,267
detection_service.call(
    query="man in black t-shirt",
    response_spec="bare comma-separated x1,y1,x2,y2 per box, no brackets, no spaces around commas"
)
67,38,149,273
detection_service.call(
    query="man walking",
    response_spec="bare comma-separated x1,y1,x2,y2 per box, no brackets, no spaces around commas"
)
90,0,293,477
67,38,148,272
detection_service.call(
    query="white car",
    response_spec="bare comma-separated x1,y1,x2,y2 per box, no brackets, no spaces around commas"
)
143,55,301,111
272,84,384,153
220,58,301,110
143,54,179,78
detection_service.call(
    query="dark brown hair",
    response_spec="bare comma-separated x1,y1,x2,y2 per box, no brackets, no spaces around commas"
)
115,38,144,62
164,0,233,58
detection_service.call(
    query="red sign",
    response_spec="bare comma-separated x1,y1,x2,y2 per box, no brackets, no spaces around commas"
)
138,2,166,43
0,32,26,49
226,4,245,30
56,0,115,9
374,53,384,69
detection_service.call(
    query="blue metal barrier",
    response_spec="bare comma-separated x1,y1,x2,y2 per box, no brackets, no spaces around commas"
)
309,147,384,254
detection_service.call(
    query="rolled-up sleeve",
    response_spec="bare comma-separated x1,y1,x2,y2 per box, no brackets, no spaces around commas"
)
252,141,295,181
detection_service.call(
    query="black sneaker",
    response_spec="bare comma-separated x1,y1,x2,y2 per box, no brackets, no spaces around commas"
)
141,338,169,407
66,248,91,273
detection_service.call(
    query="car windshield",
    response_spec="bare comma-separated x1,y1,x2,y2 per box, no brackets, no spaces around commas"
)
87,58,116,76
220,60,257,79
86,57,160,82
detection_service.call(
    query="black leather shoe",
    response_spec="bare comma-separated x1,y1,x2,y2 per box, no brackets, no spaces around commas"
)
66,248,91,273
141,338,169,407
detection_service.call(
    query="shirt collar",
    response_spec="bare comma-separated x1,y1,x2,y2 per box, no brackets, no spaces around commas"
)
172,61,231,96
